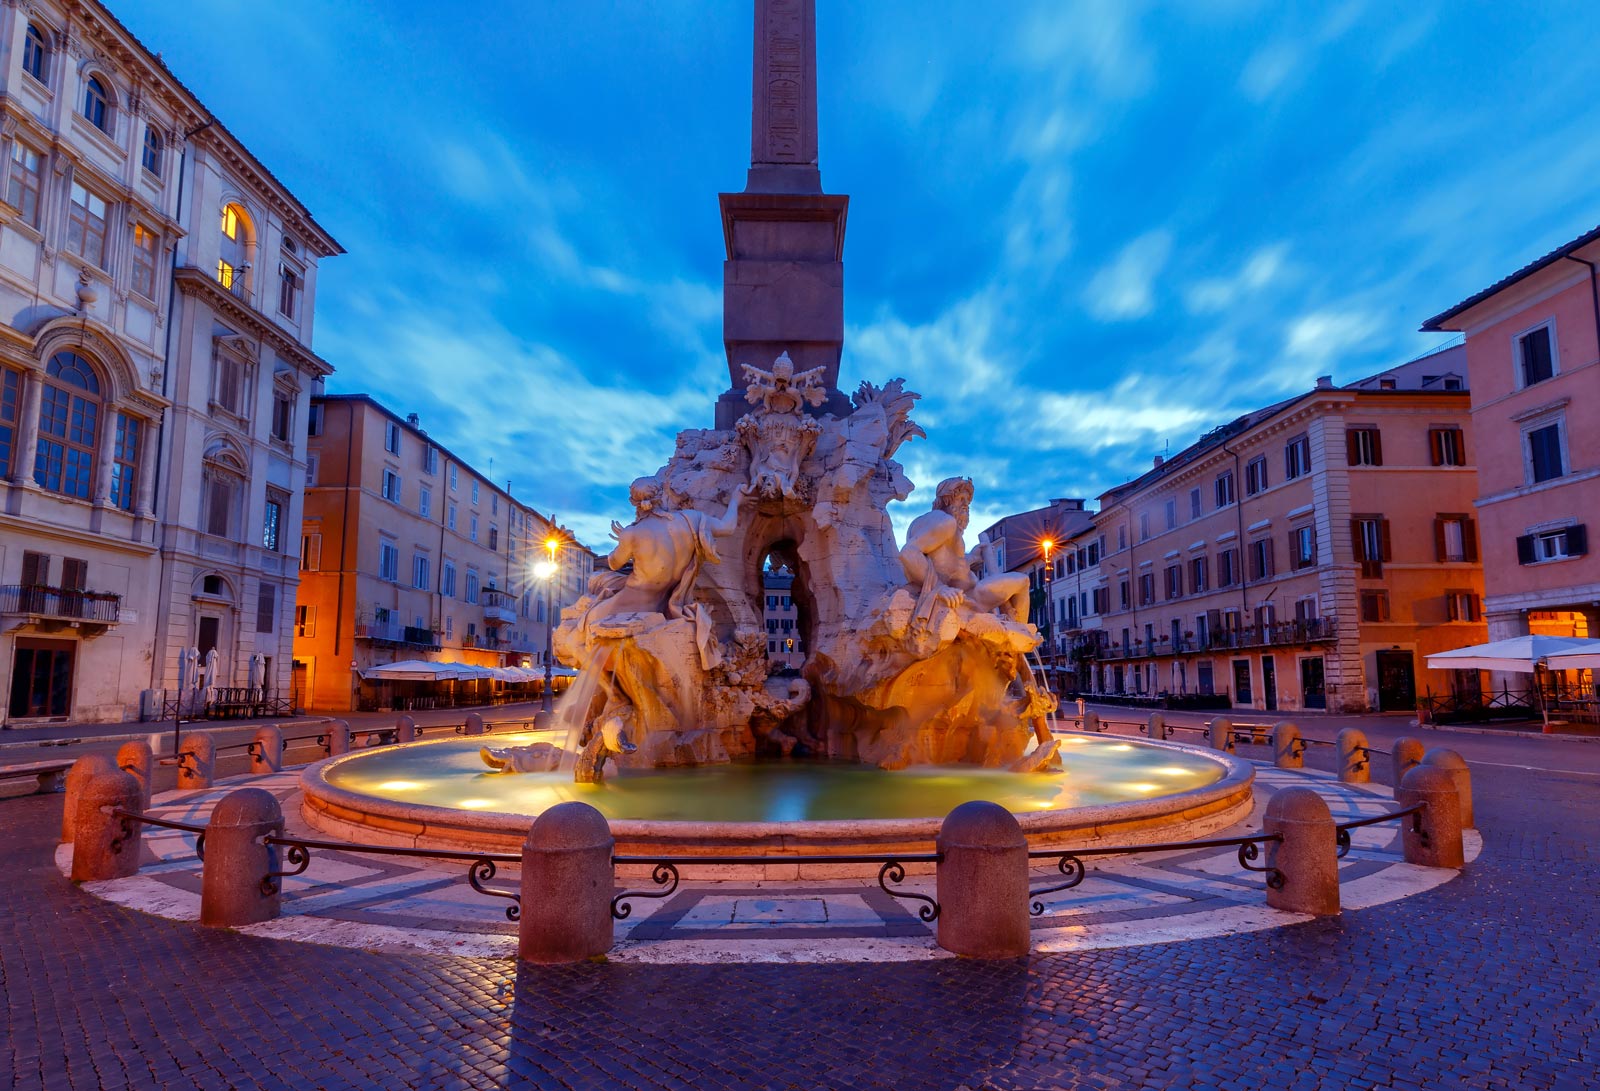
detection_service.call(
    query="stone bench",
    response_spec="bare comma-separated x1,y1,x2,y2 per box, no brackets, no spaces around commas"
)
0,759,75,794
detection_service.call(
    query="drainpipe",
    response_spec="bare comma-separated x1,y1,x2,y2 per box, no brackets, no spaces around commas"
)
1221,439,1248,673
1563,254,1600,363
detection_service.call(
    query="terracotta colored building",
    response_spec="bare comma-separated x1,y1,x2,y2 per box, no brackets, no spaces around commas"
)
292,394,590,712
1009,348,1486,714
979,498,1096,673
0,0,340,724
1422,223,1600,659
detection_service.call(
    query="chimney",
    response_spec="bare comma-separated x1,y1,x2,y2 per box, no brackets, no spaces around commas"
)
1315,375,1333,390
1153,454,1165,469
405,412,420,427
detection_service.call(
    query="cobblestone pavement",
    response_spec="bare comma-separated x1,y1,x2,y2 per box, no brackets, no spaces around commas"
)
3,747,1597,1090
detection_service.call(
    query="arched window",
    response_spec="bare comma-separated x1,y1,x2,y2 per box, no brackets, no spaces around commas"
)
201,444,247,539
34,351,102,500
141,125,163,176
218,203,251,293
83,76,109,132
23,24,48,82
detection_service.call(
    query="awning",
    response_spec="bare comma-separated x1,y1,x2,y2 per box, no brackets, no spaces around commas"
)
1425,635,1596,673
361,659,493,682
1542,640,1600,673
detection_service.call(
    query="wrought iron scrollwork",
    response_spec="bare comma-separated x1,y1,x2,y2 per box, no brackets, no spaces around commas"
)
467,857,521,921
194,831,206,861
878,860,939,921
261,841,310,896
1236,839,1284,889
1029,853,1087,916
612,863,680,920
1336,828,1353,858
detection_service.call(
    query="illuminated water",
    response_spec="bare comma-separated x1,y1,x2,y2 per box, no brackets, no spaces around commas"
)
324,733,1226,822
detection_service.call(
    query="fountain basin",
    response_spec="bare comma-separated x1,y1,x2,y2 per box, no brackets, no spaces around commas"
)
299,732,1255,876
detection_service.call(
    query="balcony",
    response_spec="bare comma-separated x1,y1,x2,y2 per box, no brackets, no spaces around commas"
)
1,585,121,634
482,588,517,625
355,618,441,651
1099,617,1338,660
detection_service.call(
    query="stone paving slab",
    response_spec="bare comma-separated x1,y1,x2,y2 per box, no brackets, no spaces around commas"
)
59,763,1478,965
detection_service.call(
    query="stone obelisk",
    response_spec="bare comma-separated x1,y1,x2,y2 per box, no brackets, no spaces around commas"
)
716,0,851,428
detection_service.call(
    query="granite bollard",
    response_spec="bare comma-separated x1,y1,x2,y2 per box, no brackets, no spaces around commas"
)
116,740,154,811
1398,765,1464,868
518,801,615,964
1336,728,1370,784
201,788,286,927
1145,713,1167,741
1421,748,1474,829
935,801,1030,959
1079,710,1100,734
1264,786,1339,915
1272,722,1303,769
62,753,115,843
250,725,284,774
397,715,418,743
325,719,351,757
71,770,144,882
1391,737,1425,799
464,713,486,737
177,734,216,790
1208,717,1235,754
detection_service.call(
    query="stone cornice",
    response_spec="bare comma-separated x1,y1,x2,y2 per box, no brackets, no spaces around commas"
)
175,266,333,379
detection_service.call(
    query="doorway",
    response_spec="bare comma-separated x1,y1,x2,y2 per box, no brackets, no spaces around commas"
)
9,639,75,719
1376,650,1416,711
1262,655,1278,711
291,660,309,712
1232,659,1253,705
1300,656,1326,709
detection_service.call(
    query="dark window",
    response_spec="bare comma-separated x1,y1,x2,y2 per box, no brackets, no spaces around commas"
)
141,125,163,176
1346,428,1382,466
1119,580,1130,610
83,76,109,131
23,23,48,82
256,583,276,634
1245,456,1269,496
1291,525,1316,570
1215,471,1235,508
0,367,19,478
1249,538,1275,582
263,496,284,552
1139,573,1155,606
1284,434,1310,479
1352,516,1390,578
1164,565,1182,600
109,413,140,512
278,265,301,318
1429,427,1466,467
1190,556,1208,593
1359,590,1390,623
1218,548,1239,588
1518,325,1554,387
1528,424,1563,483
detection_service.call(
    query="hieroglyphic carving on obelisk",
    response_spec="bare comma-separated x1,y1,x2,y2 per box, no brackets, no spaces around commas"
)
751,0,818,171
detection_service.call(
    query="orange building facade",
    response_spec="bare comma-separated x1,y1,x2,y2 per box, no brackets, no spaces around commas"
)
291,394,591,712
1012,350,1487,714
1422,224,1600,655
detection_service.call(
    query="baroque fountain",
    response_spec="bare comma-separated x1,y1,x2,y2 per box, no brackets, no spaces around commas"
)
298,0,1253,858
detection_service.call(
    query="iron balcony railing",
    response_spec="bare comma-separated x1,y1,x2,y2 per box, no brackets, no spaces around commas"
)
0,584,121,622
354,618,441,649
1098,616,1338,660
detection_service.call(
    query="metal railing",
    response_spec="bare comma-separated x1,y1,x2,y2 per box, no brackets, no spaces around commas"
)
609,853,942,921
261,834,522,914
1335,805,1425,857
1098,617,1337,660
1027,832,1284,915
354,619,441,649
0,584,121,622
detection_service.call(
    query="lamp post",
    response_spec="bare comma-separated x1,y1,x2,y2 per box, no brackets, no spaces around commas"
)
1040,537,1055,674
534,536,560,716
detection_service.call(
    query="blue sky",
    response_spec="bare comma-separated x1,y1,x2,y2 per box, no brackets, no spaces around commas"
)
120,1,1600,546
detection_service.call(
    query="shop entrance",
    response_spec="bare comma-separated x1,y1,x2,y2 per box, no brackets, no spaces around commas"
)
8,639,75,719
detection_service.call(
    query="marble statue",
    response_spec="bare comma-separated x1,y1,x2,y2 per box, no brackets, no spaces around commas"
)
735,352,825,501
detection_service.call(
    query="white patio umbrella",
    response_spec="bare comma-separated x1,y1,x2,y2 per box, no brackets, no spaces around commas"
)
1542,640,1600,673
1427,635,1597,729
1424,634,1595,673
361,659,465,682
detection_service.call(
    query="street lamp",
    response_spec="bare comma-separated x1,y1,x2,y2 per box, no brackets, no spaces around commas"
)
534,535,561,715
1040,537,1055,668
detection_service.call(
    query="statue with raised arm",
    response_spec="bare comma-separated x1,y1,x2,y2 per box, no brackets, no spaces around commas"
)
899,477,1030,625
580,475,750,633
